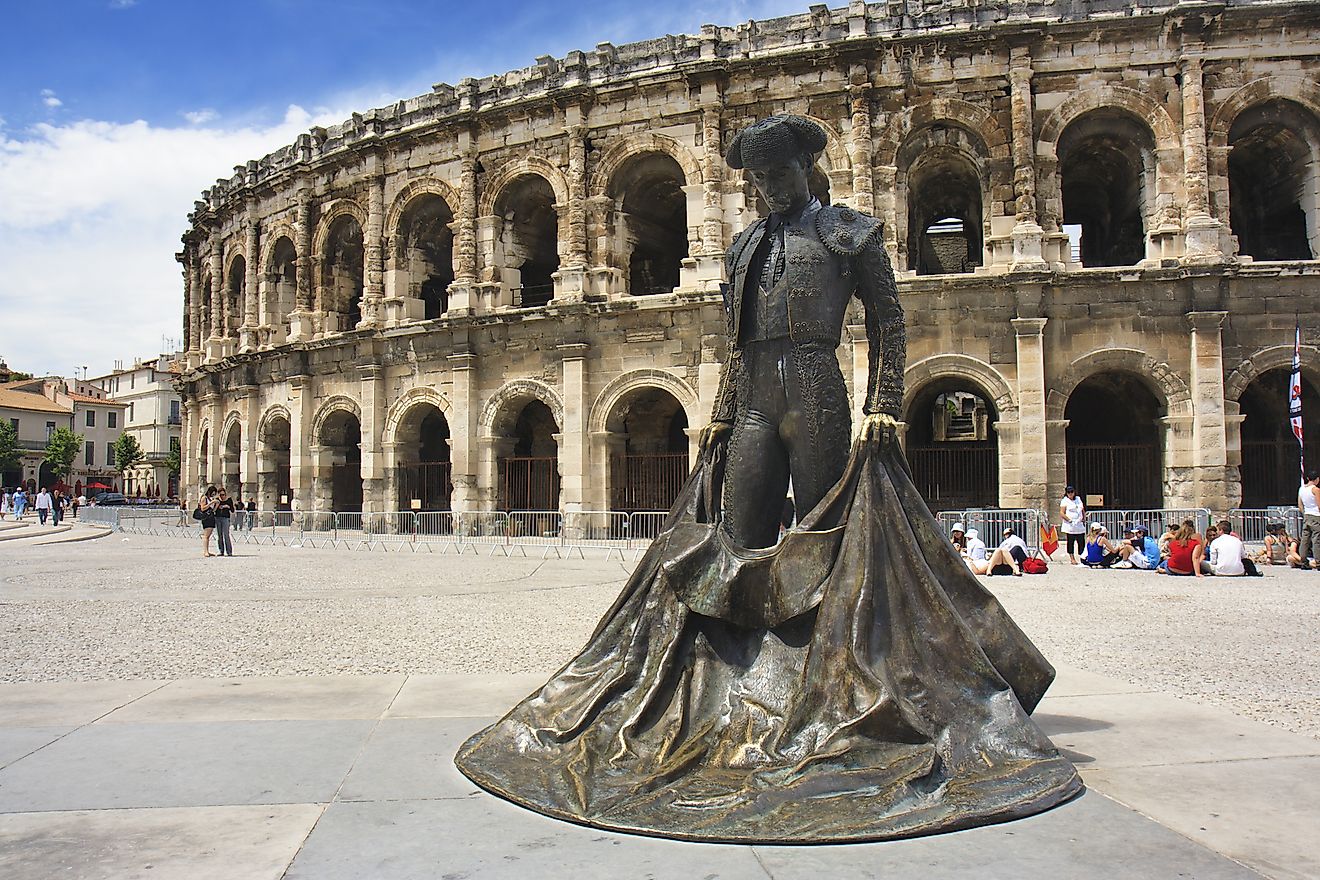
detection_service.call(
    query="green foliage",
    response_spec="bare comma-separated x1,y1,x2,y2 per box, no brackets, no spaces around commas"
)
0,421,20,472
113,433,145,477
42,427,83,480
164,439,181,477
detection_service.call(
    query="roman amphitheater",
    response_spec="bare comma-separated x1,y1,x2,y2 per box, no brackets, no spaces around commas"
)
177,0,1320,524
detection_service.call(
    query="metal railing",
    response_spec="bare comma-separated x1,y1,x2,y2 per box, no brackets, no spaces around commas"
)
934,506,1215,554
1228,507,1303,544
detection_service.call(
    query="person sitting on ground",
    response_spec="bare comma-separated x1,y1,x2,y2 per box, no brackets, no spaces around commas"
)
1082,522,1123,568
1127,524,1161,571
1207,519,1247,577
986,527,1029,576
1163,519,1207,576
962,527,990,575
949,522,967,553
1256,523,1304,568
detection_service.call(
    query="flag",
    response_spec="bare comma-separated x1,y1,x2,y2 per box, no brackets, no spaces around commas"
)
1040,523,1059,557
1290,325,1304,479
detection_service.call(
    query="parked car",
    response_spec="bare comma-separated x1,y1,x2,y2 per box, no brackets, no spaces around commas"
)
94,492,127,505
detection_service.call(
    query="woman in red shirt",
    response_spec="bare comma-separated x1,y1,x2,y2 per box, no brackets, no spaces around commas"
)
1164,520,1205,576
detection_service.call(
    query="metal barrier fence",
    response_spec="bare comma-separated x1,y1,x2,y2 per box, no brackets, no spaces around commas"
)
934,506,1215,554
935,509,1043,551
1228,507,1303,544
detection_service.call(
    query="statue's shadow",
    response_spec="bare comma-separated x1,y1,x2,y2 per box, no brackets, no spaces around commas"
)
1032,712,1112,765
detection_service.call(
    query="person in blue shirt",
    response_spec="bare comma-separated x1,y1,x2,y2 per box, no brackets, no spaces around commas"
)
1127,524,1161,570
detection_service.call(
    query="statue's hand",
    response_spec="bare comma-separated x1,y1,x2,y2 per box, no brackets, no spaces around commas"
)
860,413,899,447
700,421,732,453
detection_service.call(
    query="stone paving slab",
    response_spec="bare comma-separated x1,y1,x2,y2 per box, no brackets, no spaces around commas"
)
100,674,407,723
385,672,553,718
0,680,167,726
337,717,490,802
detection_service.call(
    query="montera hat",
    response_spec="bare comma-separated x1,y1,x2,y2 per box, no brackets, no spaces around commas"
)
726,115,828,169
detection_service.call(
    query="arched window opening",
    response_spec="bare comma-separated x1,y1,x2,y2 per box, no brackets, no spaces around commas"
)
906,148,983,275
259,416,292,516
905,384,998,510
612,154,687,296
606,388,689,512
323,215,365,331
395,405,453,512
1228,100,1320,261
222,422,242,497
200,273,213,338
397,194,456,319
498,400,560,511
198,428,210,488
498,176,559,308
1058,110,1153,267
1239,367,1320,506
226,256,246,339
320,410,362,512
268,237,297,339
1065,372,1164,510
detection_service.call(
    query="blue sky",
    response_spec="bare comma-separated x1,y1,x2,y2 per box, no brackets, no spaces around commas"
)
0,0,808,378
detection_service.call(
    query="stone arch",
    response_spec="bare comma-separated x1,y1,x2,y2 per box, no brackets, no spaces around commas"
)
311,197,368,260
224,247,248,279
257,404,292,439
902,354,1017,420
588,133,702,199
1046,348,1192,421
1038,86,1180,157
383,386,454,445
587,369,700,436
385,177,462,241
478,157,570,218
311,395,363,442
479,379,564,437
1208,76,1320,149
1225,344,1320,402
220,410,244,443
876,97,1008,168
260,223,298,271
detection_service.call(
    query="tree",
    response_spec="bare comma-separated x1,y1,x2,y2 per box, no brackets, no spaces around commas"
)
43,427,83,483
0,421,20,475
164,439,181,479
113,433,145,493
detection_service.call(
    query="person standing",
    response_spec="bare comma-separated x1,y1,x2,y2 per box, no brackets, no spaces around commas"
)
231,494,245,532
245,497,257,531
0,488,9,520
34,487,51,525
13,487,25,519
51,490,63,526
1298,472,1320,570
214,488,235,557
198,486,219,556
1058,485,1086,565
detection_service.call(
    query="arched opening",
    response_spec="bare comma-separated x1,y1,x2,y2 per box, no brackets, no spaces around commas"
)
605,388,689,512
1238,367,1320,506
267,237,297,340
200,273,213,339
610,153,687,295
395,194,456,318
319,410,362,512
198,428,209,490
394,404,452,511
1228,100,1320,261
226,256,245,340
906,147,983,275
259,415,292,512
1058,109,1153,267
222,422,241,497
322,214,365,331
497,175,559,308
497,399,560,511
1064,372,1164,510
904,383,998,510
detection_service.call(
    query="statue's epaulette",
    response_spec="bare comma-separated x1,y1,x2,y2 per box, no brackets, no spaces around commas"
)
815,205,883,256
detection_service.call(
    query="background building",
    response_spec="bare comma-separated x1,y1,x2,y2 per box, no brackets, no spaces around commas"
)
92,355,184,499
0,377,127,495
0,383,73,491
177,0,1320,517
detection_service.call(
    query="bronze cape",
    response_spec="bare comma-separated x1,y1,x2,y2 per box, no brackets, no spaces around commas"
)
454,438,1082,843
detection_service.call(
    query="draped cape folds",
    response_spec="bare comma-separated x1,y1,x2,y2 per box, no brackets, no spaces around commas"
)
454,437,1082,843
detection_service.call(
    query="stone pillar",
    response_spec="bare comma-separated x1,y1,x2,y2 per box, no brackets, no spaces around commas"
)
554,115,591,302
679,98,726,293
288,187,317,341
559,344,590,512
205,237,226,361
1008,52,1048,271
240,385,259,502
358,363,386,513
360,170,385,328
1012,318,1050,512
207,394,224,490
847,324,870,438
240,215,260,352
848,75,875,216
1180,54,1224,263
288,373,314,512
446,143,482,314
448,352,481,512
187,246,203,367
1188,311,1231,510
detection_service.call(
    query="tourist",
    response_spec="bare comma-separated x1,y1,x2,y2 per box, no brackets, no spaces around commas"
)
1082,522,1122,568
963,527,990,575
51,490,63,526
198,486,219,557
1059,485,1086,565
0,487,9,520
986,527,1029,576
1256,522,1302,567
950,522,967,553
1299,472,1320,569
34,486,51,525
13,487,26,519
1128,524,1161,570
1163,520,1206,577
245,497,256,530
214,488,235,557
70,492,79,519
232,494,245,531
1207,519,1247,577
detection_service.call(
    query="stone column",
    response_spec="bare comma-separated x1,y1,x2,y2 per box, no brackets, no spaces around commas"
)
357,363,386,513
1188,311,1231,510
240,215,260,351
554,114,590,302
360,169,385,327
679,98,725,293
1008,51,1048,271
1180,54,1224,262
448,352,481,512
848,75,875,216
207,394,224,489
847,324,870,438
240,385,259,502
287,373,314,513
1012,318,1050,512
558,343,590,513
288,187,317,341
187,246,203,366
446,141,482,314
206,237,225,361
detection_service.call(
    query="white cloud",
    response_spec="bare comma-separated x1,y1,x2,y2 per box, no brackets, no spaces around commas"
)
40,89,62,109
183,108,218,125
109,0,138,9
0,105,345,377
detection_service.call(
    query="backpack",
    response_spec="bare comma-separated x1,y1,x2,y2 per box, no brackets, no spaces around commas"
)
1022,557,1049,575
192,506,204,521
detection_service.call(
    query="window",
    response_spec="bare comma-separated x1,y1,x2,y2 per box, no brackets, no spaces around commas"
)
46,421,55,440
9,418,17,432
86,410,96,427
108,411,118,429
128,403,134,422
170,436,180,453
169,400,180,424
130,373,135,389
106,443,115,466
84,441,94,466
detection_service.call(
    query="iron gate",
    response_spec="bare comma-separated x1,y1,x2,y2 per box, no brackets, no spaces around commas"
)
395,462,453,511
905,441,998,510
498,456,560,511
1066,443,1161,510
610,453,689,512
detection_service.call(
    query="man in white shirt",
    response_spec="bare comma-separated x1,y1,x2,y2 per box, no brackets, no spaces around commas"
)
1207,519,1247,577
1299,472,1320,569
985,527,1030,576
1058,486,1085,565
34,487,52,526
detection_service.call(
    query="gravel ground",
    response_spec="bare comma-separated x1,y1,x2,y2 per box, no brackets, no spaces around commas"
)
2,532,1317,739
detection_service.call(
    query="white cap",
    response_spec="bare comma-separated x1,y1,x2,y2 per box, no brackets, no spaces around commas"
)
965,529,979,540
951,522,966,534
1090,521,1104,531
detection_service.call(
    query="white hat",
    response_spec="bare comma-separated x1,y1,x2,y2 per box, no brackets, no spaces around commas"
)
1089,521,1104,531
965,528,979,540
951,522,966,534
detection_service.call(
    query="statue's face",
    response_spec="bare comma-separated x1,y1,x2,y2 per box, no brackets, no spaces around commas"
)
746,157,812,215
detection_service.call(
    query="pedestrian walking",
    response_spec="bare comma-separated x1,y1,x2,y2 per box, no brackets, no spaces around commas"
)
0,487,9,520
1299,472,1320,569
71,493,79,519
51,490,63,525
214,488,235,557
1058,485,1086,565
232,494,246,531
245,497,256,530
35,487,51,525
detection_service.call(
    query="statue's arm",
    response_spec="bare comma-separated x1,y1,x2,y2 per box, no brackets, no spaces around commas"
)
855,240,906,417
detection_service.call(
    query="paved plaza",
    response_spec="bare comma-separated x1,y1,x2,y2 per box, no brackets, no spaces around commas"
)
1,525,1318,878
